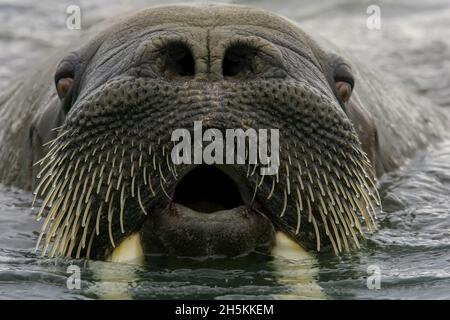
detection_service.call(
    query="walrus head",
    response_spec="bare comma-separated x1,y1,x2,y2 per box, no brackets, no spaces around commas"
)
32,4,380,260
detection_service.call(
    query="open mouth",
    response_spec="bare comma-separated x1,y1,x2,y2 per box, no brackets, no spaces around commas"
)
173,165,245,213
140,165,275,257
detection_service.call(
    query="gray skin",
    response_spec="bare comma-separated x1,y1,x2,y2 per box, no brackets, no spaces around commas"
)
0,4,448,260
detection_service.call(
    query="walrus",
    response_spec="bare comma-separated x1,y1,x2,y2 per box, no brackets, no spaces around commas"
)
0,3,448,262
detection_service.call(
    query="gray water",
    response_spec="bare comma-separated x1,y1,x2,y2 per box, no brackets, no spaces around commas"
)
0,0,449,299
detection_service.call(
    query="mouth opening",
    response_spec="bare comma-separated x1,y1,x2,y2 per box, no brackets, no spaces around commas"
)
173,165,244,213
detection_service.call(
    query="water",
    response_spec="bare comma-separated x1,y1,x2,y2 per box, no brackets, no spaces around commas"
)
0,0,449,299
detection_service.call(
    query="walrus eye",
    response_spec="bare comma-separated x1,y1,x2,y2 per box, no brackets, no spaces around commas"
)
54,55,77,102
332,61,354,103
56,77,73,99
335,80,352,102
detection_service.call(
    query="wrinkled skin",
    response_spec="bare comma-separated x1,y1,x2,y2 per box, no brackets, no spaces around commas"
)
0,4,448,260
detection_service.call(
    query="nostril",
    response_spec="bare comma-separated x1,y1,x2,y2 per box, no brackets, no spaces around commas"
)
164,42,195,77
223,44,256,78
